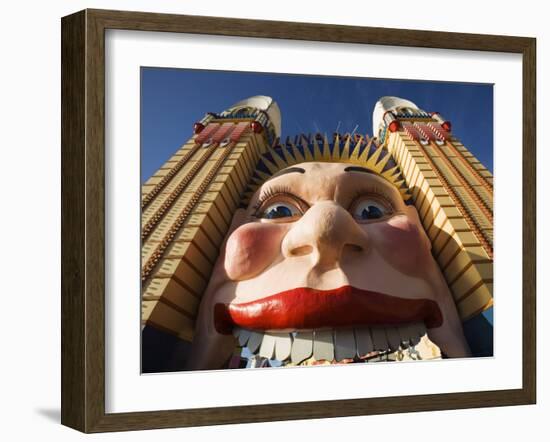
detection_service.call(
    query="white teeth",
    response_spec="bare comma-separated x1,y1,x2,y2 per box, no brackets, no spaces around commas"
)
290,331,314,364
233,321,435,365
259,333,276,359
313,330,334,362
274,334,292,361
246,331,263,354
371,326,390,352
355,327,375,357
334,329,356,361
238,329,251,347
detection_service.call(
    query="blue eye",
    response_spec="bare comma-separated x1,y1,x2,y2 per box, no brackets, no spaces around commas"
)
261,202,300,220
351,198,391,221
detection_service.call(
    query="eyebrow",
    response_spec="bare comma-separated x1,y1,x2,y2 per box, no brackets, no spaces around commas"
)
344,166,377,175
268,166,306,180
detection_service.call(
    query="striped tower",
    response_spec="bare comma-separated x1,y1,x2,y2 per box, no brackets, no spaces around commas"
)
373,97,493,355
141,96,280,342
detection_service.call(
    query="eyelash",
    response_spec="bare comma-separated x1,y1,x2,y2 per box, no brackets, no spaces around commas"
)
347,186,396,212
251,185,396,218
252,186,308,216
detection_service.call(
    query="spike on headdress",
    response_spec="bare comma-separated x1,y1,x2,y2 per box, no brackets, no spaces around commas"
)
241,134,411,206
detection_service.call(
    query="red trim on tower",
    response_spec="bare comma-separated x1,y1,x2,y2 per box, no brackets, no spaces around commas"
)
195,123,221,144
230,122,250,142
250,121,263,133
428,122,451,141
441,121,452,132
388,120,400,132
414,122,437,141
401,121,421,141
212,123,235,143
193,122,205,134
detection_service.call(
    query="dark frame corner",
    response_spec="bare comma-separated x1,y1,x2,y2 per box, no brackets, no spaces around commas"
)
61,8,536,433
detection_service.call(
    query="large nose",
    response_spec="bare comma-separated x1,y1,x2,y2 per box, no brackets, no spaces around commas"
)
281,201,370,269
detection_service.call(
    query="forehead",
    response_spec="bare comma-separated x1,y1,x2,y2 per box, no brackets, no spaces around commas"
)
265,161,392,190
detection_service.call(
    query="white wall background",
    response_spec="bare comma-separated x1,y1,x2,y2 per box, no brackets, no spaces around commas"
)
0,0,545,440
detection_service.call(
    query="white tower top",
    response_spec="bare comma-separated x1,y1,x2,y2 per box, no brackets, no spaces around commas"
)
228,95,282,138
372,96,420,137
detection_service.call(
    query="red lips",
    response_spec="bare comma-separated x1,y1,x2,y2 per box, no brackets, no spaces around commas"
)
214,285,442,334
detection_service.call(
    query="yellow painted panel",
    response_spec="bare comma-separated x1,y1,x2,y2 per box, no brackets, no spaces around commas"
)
144,191,194,232
444,250,475,283
455,230,481,247
144,300,195,341
457,283,493,320
473,185,493,210
419,194,434,219
450,157,482,187
141,184,157,196
417,163,433,171
431,187,449,197
205,181,239,209
449,217,471,231
402,153,414,179
420,170,437,179
143,277,200,316
192,201,231,232
439,145,456,157
423,144,440,158
480,170,493,178
464,245,491,261
431,206,448,229
186,213,223,245
450,265,483,300
174,226,219,262
426,178,444,187
165,240,213,271
422,205,437,229
437,234,461,266
212,173,240,205
200,191,233,222
432,220,455,254
436,196,456,207
157,257,209,294
482,229,494,246
452,187,492,229
141,241,158,263
475,262,493,281
185,161,218,193
413,156,429,164
442,206,464,218
431,157,461,186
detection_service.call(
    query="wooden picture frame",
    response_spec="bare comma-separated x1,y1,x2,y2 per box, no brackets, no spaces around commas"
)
61,8,536,433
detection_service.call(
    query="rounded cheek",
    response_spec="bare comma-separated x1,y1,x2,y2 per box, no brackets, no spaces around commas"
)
370,215,432,275
224,222,288,280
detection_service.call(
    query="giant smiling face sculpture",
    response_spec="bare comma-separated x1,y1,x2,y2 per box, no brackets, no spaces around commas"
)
188,161,470,370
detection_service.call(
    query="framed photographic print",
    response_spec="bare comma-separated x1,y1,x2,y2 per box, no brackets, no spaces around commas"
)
61,9,536,433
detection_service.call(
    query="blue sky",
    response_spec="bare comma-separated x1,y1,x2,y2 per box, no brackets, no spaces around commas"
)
141,68,493,183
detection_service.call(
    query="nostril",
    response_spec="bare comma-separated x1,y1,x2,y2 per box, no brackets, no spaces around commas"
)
345,243,364,252
290,245,314,256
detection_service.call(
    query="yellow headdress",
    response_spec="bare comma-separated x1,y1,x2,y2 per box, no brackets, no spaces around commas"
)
241,132,411,206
